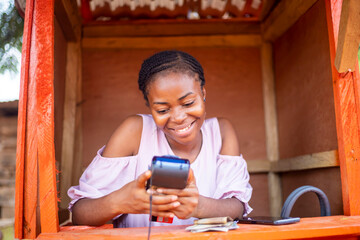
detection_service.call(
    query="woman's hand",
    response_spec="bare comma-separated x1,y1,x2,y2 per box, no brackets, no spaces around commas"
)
72,170,180,226
156,169,199,219
111,170,180,218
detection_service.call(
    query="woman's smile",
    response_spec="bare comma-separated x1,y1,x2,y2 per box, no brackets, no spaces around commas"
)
169,119,197,136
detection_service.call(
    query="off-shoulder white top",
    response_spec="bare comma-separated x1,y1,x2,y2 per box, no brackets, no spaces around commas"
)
68,114,252,228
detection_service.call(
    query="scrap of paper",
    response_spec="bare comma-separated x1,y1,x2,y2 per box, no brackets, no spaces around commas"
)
186,217,239,233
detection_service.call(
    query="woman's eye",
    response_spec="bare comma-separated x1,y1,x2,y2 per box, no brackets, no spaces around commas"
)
183,101,195,107
156,109,169,114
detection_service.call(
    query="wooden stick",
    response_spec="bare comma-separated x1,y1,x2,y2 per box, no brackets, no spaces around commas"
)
261,42,282,217
54,0,82,42
35,0,59,233
262,0,317,42
71,42,83,189
83,21,260,37
60,42,80,211
247,150,339,173
82,35,262,49
326,0,360,216
261,43,279,162
334,0,360,72
15,0,35,238
16,0,60,237
23,52,39,239
273,150,339,172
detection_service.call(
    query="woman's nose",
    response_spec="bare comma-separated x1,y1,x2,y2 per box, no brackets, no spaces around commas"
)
171,107,186,123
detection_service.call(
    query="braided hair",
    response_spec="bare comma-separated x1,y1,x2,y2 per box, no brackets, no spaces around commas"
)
138,50,205,105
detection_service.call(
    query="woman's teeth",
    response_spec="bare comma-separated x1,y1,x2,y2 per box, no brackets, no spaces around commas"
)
176,123,192,133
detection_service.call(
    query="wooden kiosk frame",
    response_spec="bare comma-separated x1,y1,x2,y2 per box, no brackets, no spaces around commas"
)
14,0,360,239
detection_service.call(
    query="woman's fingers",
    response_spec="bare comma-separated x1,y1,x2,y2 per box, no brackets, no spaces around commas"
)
152,169,199,219
156,185,198,197
151,201,180,212
187,168,196,184
136,170,151,188
130,169,198,217
150,194,178,204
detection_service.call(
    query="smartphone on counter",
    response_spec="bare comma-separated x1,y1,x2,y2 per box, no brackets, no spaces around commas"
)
237,216,300,225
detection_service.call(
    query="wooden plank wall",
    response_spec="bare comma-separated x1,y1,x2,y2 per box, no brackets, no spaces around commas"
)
54,17,66,198
54,0,82,224
273,0,341,216
0,103,17,219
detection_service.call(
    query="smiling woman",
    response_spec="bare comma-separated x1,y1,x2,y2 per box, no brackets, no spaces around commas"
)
68,50,253,228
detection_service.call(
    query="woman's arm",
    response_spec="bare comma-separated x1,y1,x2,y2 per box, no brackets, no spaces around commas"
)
102,115,143,157
218,117,240,156
71,115,179,225
72,171,180,226
194,196,244,219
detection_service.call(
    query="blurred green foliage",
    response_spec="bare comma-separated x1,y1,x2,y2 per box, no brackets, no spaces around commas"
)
0,225,14,240
0,1,23,74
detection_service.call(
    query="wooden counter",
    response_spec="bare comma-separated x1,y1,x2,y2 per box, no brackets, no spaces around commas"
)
37,216,360,239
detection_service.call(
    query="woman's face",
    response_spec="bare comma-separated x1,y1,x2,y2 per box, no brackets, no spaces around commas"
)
147,71,206,147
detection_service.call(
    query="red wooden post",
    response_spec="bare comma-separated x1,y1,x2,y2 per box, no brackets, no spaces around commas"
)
15,0,59,238
325,0,360,216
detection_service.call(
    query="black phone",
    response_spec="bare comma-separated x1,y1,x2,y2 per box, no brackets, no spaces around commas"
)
147,155,190,189
146,155,190,224
237,216,300,225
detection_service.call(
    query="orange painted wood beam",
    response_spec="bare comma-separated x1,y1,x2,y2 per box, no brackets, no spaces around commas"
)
15,0,36,238
325,0,360,216
34,0,59,234
334,0,360,72
36,216,360,240
15,0,59,238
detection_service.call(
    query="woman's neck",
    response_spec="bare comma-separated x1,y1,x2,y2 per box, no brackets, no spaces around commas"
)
166,132,202,163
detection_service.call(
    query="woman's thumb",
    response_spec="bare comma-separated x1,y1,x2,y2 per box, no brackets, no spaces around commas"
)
137,170,151,188
187,168,196,184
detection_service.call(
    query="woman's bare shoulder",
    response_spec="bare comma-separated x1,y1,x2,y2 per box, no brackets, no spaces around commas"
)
102,115,143,158
217,117,240,156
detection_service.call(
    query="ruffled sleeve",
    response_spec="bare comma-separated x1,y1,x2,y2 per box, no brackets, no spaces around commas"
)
67,146,138,211
213,154,253,216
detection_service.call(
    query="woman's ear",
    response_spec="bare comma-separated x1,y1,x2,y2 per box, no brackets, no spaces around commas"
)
202,87,206,102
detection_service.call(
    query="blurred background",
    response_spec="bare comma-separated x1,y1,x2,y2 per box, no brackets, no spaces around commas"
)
0,0,22,239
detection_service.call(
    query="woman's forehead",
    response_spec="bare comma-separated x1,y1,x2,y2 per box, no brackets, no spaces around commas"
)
149,72,201,91
147,72,202,100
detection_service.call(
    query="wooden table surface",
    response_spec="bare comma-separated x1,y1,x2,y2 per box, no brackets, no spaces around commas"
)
36,215,360,240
